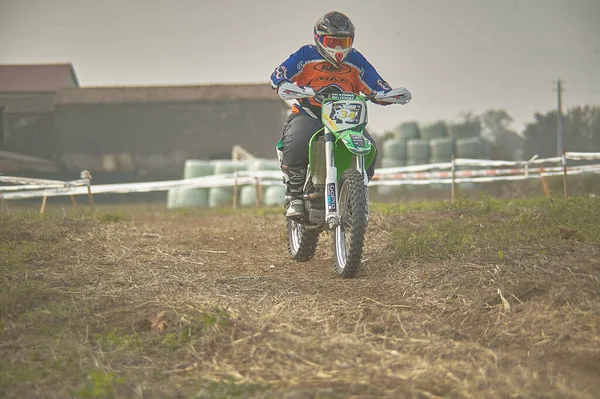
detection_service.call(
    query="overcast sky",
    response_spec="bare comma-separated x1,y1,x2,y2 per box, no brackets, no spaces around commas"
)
1,0,599,134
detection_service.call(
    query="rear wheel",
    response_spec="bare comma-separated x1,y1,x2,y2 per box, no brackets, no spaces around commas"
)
332,169,368,278
287,219,319,261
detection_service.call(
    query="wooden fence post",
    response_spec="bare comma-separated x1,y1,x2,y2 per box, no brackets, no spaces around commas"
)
232,170,238,209
255,177,263,207
451,155,456,203
0,194,9,216
40,196,48,214
540,167,551,199
87,185,95,213
70,194,81,211
562,148,568,199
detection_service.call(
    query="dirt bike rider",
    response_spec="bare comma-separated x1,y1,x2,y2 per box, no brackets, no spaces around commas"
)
270,11,411,219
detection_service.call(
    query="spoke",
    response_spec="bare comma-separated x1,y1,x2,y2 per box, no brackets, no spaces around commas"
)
344,195,353,228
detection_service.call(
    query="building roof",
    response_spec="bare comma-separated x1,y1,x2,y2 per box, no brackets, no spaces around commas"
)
0,63,79,92
54,83,284,105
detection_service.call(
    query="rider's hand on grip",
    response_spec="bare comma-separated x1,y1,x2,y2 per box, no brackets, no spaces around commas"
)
277,81,316,100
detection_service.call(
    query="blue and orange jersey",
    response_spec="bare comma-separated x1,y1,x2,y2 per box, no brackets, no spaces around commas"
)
270,45,392,117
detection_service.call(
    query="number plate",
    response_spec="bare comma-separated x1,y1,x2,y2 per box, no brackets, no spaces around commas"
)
330,103,362,125
321,96,367,133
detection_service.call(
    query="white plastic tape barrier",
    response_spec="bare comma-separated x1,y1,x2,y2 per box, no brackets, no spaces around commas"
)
2,153,600,200
370,165,600,186
0,178,90,192
372,164,600,181
566,152,600,161
1,174,258,200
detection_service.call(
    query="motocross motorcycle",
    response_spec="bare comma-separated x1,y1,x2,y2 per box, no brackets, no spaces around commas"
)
276,84,411,278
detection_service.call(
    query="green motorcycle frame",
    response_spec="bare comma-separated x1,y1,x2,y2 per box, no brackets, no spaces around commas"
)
278,93,376,278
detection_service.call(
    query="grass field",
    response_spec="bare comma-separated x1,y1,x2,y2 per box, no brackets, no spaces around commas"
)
1,196,599,398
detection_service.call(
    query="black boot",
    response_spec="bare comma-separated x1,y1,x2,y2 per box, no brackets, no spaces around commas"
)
281,165,306,219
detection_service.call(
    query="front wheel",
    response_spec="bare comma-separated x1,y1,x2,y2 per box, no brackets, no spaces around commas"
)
287,219,319,262
332,169,368,278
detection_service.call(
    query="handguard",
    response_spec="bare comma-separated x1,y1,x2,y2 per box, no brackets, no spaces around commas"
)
277,81,316,100
373,87,412,105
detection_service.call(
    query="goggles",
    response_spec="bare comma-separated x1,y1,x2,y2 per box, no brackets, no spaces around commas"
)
320,35,353,49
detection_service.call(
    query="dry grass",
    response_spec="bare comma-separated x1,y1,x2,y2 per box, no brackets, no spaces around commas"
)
1,197,599,398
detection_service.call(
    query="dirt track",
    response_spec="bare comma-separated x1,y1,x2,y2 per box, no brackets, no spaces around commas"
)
1,201,600,398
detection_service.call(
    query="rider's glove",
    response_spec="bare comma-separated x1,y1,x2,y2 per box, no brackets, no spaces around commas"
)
277,81,316,100
374,87,412,105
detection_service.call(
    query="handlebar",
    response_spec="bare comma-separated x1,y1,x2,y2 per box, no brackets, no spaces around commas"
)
278,82,409,104
313,92,378,103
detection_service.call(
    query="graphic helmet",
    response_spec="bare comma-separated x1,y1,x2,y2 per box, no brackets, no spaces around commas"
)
314,11,355,67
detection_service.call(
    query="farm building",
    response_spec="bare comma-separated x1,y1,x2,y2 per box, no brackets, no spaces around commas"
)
53,84,289,176
0,63,78,169
0,63,289,179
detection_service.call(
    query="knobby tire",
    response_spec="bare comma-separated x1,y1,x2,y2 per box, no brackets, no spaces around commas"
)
287,219,319,262
333,169,368,278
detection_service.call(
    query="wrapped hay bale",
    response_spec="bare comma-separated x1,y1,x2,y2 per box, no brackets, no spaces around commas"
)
406,139,430,165
168,159,214,209
208,160,249,208
239,158,282,207
263,184,285,206
382,138,407,165
379,157,405,168
455,137,489,159
393,122,419,140
419,121,447,140
429,137,455,163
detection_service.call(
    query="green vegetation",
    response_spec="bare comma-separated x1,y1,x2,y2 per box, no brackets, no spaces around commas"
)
523,105,600,159
156,307,231,350
1,197,598,398
71,370,126,399
392,219,473,259
193,378,272,399
389,196,600,260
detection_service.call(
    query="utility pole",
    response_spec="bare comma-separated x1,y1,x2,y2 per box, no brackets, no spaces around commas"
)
556,79,564,157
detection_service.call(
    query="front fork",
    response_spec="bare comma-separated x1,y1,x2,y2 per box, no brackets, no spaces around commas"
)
323,129,369,229
324,129,339,229
357,154,370,223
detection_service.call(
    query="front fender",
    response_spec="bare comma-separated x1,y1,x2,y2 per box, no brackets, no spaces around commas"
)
335,130,376,175
308,129,377,181
337,130,373,155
